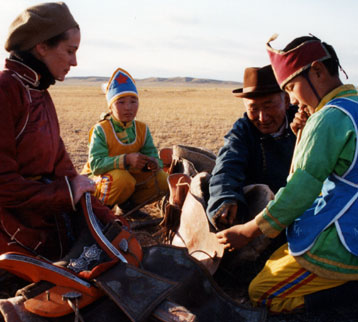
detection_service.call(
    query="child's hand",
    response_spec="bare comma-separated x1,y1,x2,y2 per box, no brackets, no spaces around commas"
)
216,224,251,251
126,153,150,169
290,106,309,136
216,219,262,252
146,157,159,171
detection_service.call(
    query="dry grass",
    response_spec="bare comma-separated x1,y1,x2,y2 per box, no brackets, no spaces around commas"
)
51,84,245,172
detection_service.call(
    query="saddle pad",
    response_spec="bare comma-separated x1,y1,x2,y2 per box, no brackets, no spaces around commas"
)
94,263,177,322
142,245,267,322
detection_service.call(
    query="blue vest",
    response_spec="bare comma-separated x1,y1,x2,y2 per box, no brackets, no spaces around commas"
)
287,98,358,256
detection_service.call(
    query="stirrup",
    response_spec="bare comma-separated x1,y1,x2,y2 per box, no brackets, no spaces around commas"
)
0,252,103,317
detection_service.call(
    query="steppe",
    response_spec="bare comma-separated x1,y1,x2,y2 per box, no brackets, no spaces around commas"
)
51,77,243,172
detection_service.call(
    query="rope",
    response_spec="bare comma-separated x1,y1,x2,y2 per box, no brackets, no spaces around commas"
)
289,129,303,174
189,249,217,260
66,298,85,322
134,172,155,187
126,234,142,267
10,228,20,240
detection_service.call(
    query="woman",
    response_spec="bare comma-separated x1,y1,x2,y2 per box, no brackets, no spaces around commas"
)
0,2,115,261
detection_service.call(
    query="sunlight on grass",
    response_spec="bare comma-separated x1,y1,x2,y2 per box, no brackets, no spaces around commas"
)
51,85,246,172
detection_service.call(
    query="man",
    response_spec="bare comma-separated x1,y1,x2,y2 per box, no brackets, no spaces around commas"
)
207,65,297,231
216,35,358,314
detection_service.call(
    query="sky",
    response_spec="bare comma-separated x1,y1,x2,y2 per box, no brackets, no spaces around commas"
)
1,0,358,84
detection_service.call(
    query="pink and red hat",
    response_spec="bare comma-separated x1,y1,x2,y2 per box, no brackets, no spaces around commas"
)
266,34,331,89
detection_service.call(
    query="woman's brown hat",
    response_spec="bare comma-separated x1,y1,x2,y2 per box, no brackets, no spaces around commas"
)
5,2,78,52
233,65,282,98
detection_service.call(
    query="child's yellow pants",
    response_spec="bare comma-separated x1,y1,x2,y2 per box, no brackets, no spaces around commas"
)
93,169,168,206
249,243,347,314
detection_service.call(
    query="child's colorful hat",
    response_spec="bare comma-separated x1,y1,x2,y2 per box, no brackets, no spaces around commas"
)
266,34,331,89
106,68,138,106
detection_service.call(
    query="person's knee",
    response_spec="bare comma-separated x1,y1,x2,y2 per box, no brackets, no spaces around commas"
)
156,170,169,193
112,170,136,201
97,170,136,205
248,275,262,306
112,170,136,191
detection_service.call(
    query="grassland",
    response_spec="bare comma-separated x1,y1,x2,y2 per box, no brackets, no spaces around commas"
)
51,82,245,172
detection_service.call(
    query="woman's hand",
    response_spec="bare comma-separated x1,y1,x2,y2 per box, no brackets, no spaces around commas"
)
290,107,310,135
70,175,96,204
126,153,151,170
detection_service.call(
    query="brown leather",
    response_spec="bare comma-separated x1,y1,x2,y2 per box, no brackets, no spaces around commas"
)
164,173,275,273
160,174,191,244
0,193,144,319
172,191,224,275
0,252,101,297
24,285,103,318
159,148,173,173
169,145,216,176
80,193,143,267
163,173,223,274
167,173,191,208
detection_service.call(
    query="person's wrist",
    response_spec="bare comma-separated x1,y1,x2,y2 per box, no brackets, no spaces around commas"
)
124,154,130,170
244,219,261,239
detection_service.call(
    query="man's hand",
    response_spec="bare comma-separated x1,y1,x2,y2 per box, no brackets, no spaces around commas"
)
126,153,151,170
216,218,262,251
216,203,238,229
290,106,310,135
70,175,96,204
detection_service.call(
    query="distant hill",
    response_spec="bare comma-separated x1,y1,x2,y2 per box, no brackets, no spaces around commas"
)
137,76,240,85
62,76,108,84
61,76,241,88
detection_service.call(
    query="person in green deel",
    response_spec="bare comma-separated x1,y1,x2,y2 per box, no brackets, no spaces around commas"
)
216,35,358,314
83,68,168,209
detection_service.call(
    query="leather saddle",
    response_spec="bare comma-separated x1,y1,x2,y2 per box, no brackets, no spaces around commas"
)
0,191,267,322
161,172,224,275
0,193,144,319
0,193,200,322
161,172,275,274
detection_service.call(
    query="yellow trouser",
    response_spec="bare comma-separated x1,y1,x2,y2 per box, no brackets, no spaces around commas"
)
249,243,346,314
93,169,168,206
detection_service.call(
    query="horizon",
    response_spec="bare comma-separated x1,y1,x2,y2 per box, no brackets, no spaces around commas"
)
65,75,241,82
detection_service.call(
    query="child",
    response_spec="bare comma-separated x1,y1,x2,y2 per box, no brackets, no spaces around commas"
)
83,68,168,208
216,35,358,313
